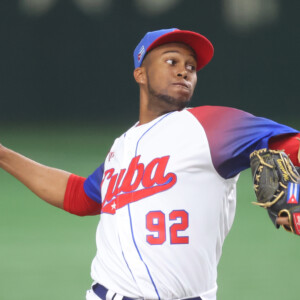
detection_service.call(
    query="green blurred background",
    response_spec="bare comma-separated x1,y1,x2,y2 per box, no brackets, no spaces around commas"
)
0,1,299,300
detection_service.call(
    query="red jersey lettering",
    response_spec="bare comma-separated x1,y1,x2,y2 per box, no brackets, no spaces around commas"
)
101,155,177,214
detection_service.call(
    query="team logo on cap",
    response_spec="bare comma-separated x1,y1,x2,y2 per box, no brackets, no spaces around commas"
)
287,183,299,204
137,45,145,62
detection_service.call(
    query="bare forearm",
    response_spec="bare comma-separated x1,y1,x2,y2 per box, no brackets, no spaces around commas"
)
0,145,71,209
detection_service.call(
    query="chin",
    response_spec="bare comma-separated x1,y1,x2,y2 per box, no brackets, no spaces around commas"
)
164,96,191,111
149,85,192,111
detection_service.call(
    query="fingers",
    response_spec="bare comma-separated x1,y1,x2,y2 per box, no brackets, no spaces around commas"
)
276,216,290,226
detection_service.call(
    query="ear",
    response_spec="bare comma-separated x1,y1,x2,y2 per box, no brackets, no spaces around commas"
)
133,67,147,85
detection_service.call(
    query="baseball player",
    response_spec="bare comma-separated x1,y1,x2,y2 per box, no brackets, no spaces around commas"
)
0,28,300,300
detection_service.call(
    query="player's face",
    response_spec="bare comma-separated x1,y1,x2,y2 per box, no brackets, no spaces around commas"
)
143,43,198,111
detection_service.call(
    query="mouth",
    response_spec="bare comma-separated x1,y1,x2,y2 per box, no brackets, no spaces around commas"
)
172,82,190,90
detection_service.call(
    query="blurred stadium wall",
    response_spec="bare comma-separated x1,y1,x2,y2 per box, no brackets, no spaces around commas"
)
0,0,299,123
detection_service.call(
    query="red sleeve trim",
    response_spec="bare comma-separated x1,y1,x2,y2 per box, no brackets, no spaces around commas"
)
269,133,300,167
64,174,101,216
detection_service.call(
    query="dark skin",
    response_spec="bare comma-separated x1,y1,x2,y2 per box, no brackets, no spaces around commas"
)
132,42,289,226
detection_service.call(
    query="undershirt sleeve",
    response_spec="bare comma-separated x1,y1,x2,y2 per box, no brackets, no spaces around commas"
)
269,133,300,167
64,174,101,216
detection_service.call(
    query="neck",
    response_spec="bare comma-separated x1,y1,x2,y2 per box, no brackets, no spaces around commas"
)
139,88,189,125
139,90,178,125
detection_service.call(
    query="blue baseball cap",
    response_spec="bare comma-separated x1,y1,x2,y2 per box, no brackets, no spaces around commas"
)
133,28,214,71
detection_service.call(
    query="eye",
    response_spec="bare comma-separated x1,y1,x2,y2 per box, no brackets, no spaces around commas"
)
166,59,176,65
186,64,196,71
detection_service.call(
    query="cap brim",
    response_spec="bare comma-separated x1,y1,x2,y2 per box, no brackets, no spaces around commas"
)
147,30,214,71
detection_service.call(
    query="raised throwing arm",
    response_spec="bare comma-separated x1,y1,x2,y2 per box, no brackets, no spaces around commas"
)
0,143,71,209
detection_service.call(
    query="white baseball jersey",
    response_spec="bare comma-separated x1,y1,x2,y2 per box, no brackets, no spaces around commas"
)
84,106,297,300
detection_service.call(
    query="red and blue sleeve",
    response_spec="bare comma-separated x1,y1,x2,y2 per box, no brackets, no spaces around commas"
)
64,163,104,216
83,163,104,203
188,106,299,179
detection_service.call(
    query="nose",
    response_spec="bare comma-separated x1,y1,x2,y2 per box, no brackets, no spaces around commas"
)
177,69,188,79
